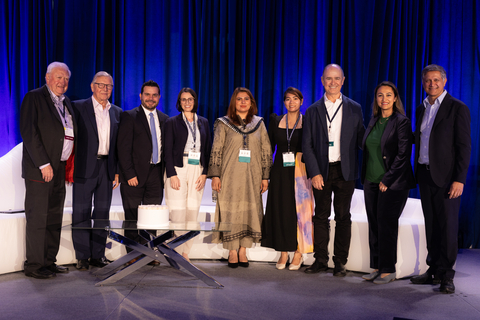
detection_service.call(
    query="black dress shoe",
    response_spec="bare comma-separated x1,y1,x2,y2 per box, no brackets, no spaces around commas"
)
304,260,328,274
238,261,249,268
46,264,69,273
227,261,239,268
89,257,110,268
25,267,56,279
333,263,347,277
76,259,89,271
410,271,434,284
440,279,455,294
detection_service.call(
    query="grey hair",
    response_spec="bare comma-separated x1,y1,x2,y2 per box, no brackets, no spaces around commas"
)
92,71,113,85
421,64,447,80
46,62,71,77
322,63,345,78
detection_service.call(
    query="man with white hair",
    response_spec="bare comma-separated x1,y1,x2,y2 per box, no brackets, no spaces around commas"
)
71,71,122,271
20,61,77,279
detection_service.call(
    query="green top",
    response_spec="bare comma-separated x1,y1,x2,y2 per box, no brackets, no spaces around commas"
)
365,117,389,183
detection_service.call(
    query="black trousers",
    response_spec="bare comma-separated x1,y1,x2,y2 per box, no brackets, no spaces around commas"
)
72,158,113,260
24,162,66,273
363,180,409,273
417,164,461,280
120,164,163,249
312,163,355,265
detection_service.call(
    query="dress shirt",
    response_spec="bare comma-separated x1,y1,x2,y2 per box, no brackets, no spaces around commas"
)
182,113,201,153
324,93,343,162
419,90,447,165
43,85,74,166
92,96,111,156
142,106,162,163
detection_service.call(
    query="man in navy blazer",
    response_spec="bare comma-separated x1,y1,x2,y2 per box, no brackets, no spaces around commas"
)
71,71,122,271
411,64,471,294
21,62,77,279
117,80,169,247
303,64,365,276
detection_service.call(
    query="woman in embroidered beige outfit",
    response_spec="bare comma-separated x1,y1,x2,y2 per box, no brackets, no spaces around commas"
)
208,87,272,268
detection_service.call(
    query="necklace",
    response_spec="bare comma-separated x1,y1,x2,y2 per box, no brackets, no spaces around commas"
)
379,116,390,124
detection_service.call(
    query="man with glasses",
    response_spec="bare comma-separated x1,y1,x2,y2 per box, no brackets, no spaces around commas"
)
117,80,169,250
71,71,122,271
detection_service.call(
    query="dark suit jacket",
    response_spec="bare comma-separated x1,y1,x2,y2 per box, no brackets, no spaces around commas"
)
117,106,169,187
164,113,212,178
414,92,471,187
361,112,416,190
20,85,77,181
72,98,122,181
303,94,365,181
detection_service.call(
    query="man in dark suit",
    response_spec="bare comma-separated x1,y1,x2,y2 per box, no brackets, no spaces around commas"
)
303,64,365,276
411,64,471,294
20,62,77,279
71,71,123,271
117,80,169,246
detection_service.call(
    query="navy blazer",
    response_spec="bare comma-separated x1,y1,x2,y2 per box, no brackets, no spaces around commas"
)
303,94,365,181
117,106,169,187
20,85,77,181
164,113,212,178
361,112,416,190
414,92,471,187
72,98,122,181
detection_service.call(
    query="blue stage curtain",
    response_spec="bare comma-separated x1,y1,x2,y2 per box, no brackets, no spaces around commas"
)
0,0,479,248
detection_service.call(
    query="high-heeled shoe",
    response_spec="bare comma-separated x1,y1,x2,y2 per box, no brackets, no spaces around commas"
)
288,257,303,271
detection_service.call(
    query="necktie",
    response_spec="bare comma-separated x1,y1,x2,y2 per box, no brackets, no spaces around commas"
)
149,112,158,163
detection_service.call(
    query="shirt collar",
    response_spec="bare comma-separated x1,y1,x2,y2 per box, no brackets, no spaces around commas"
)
182,112,197,123
92,96,111,111
424,90,448,109
46,85,65,104
142,105,157,117
323,93,342,105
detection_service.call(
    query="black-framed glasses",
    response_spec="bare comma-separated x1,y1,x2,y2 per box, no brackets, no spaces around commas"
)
181,98,194,103
95,83,114,90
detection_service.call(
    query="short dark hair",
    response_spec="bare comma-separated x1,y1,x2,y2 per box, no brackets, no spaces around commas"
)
372,81,405,117
421,64,447,80
141,80,160,95
283,87,303,101
176,88,198,113
227,87,258,125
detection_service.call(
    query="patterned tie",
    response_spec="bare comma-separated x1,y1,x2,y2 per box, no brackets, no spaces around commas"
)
149,112,158,163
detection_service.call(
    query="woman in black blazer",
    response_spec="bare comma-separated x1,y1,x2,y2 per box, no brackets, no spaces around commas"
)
361,81,416,284
164,88,212,261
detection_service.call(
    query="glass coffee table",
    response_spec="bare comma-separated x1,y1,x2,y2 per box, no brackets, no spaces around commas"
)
71,220,231,288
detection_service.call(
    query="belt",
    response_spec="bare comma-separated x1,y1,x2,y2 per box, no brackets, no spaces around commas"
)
97,155,108,160
150,162,161,167
418,163,430,170
183,153,189,157
329,161,341,166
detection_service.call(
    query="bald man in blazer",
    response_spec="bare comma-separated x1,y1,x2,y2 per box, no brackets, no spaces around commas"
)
117,80,169,246
303,64,365,277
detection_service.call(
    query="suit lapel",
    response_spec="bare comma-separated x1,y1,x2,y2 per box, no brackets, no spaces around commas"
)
381,112,397,151
363,116,377,148
315,97,329,139
86,98,99,138
431,92,450,131
42,86,63,125
138,106,153,144
340,95,350,144
108,105,118,142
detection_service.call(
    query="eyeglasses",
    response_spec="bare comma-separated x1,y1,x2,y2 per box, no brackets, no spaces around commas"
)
95,83,114,90
181,98,194,103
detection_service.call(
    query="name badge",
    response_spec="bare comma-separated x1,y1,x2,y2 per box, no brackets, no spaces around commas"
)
188,151,201,165
65,127,74,141
239,149,251,163
329,141,334,147
328,131,334,147
282,152,295,167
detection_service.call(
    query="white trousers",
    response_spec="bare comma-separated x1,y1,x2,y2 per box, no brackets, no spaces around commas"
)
165,157,204,255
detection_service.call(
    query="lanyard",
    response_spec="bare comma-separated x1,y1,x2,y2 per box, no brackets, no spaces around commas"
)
326,101,343,132
185,116,197,149
285,113,301,152
57,104,68,126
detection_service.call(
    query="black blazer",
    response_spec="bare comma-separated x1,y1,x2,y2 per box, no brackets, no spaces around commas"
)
117,106,169,187
361,112,416,190
303,94,365,181
20,85,77,181
164,113,212,178
414,92,471,187
72,98,122,181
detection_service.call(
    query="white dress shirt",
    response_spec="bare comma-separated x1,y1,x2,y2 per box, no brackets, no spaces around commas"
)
92,96,111,156
324,93,343,162
142,106,162,164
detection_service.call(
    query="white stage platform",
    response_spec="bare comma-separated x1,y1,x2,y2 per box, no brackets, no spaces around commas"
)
0,143,427,278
